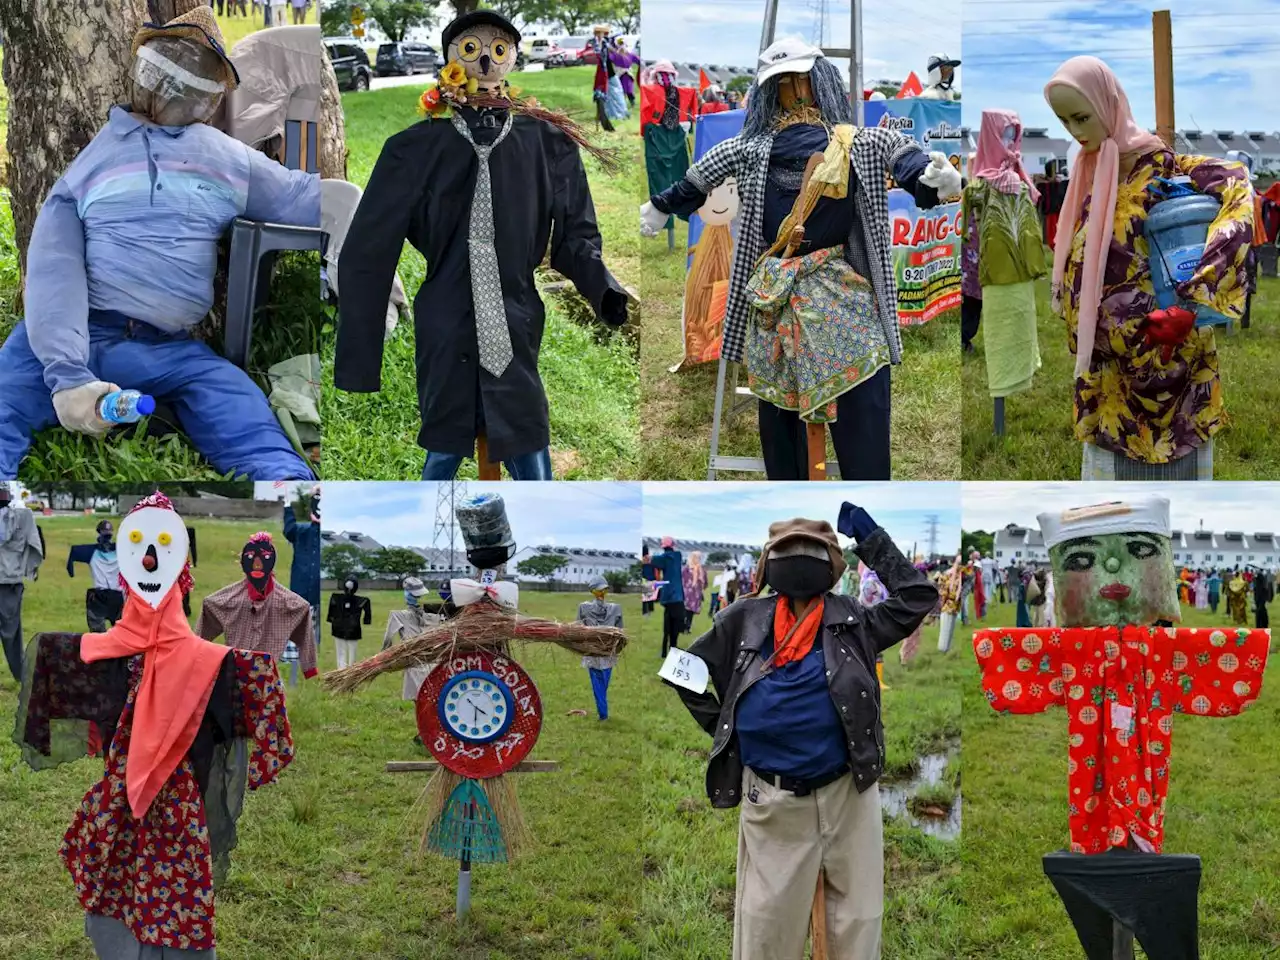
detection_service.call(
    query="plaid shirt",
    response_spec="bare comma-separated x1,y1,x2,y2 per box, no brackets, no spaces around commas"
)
197,579,317,679
686,125,924,365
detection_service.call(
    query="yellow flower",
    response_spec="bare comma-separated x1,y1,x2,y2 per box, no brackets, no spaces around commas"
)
466,76,479,94
440,61,467,87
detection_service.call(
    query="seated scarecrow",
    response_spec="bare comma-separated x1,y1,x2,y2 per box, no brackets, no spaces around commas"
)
0,8,320,482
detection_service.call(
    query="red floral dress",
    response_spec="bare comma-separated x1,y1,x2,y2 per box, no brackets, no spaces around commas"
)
18,634,293,952
973,625,1268,854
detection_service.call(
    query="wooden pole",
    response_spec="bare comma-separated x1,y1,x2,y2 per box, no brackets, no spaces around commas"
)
809,870,829,959
476,434,501,481
1152,11,1175,148
806,423,827,480
386,760,561,773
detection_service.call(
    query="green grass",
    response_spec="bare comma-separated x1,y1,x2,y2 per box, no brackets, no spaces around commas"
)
958,599,1280,959
639,614,964,958
0,514,650,958
962,272,1280,479
320,67,643,480
638,214,961,479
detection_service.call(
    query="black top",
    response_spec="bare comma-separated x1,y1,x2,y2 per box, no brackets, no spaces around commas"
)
335,108,629,461
762,124,855,256
328,592,373,640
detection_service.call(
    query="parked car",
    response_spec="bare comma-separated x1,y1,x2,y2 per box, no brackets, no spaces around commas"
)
527,38,557,62
546,35,589,68
375,41,439,77
324,37,373,92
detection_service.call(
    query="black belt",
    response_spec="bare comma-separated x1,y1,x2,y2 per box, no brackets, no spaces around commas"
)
750,764,849,797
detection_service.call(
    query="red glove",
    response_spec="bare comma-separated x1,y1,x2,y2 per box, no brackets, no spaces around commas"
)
1142,306,1196,362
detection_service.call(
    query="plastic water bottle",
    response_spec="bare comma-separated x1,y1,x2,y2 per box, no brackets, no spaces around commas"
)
1144,177,1229,328
96,390,156,424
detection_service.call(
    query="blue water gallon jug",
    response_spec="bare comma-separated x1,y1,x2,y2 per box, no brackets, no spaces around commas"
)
1144,177,1229,327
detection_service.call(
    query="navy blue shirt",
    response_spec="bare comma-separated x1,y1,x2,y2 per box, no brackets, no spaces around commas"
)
652,549,684,604
735,632,849,780
762,124,855,255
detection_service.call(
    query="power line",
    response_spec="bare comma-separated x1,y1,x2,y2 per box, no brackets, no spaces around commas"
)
965,42,1280,64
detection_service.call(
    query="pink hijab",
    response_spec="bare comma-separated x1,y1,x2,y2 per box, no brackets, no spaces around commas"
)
1044,56,1166,377
974,108,1039,204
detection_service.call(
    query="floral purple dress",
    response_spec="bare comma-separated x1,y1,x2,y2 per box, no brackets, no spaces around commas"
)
682,564,707,614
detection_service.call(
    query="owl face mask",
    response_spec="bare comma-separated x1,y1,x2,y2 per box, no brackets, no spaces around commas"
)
448,24,518,94
118,507,191,608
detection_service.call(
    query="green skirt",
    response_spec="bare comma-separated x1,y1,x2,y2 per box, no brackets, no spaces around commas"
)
981,280,1040,398
644,125,690,229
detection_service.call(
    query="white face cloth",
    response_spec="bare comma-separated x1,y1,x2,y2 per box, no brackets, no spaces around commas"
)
117,507,190,608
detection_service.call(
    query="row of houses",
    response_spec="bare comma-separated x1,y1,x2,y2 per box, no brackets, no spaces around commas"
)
320,530,638,586
993,524,1280,570
641,537,760,565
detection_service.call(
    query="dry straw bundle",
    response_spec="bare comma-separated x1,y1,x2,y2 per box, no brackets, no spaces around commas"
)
322,601,628,694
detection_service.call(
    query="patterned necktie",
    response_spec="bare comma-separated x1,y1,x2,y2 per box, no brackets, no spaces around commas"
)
452,110,515,377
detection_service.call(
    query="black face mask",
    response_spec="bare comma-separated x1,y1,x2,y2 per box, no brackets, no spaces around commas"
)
241,540,277,588
764,555,833,600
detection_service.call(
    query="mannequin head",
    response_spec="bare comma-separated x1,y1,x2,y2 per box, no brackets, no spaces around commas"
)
1046,84,1106,154
343,577,358,595
241,533,277,593
118,497,192,608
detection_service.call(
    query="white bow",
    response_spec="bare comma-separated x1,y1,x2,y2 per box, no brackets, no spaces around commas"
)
451,578,519,609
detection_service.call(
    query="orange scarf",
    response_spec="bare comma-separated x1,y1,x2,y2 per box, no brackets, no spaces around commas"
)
81,587,229,819
771,595,825,668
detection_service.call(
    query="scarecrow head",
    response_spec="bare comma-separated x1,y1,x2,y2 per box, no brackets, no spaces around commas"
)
589,575,608,600
442,11,520,95
130,7,239,127
343,576,359,595
96,520,115,548
927,53,961,91
757,518,846,601
403,575,428,607
456,493,516,572
241,532,277,593
118,493,193,608
1040,499,1179,628
745,38,851,137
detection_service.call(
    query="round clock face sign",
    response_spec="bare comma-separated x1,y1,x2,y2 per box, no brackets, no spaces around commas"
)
416,650,542,778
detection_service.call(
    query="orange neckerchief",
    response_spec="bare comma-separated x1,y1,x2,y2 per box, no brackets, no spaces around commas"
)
81,586,229,819
771,595,825,668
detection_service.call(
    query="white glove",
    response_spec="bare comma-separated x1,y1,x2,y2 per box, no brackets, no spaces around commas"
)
51,380,121,437
640,201,669,238
919,151,962,199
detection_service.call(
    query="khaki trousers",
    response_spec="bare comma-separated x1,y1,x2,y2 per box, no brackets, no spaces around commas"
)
733,769,884,960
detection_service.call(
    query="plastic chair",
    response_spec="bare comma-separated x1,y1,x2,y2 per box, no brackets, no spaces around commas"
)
320,178,363,300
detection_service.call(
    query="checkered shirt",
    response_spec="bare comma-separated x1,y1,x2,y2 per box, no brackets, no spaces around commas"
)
196,579,317,679
686,125,923,365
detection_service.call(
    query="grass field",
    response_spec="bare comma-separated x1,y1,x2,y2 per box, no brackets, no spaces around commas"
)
638,220,961,480
958,599,1280,959
639,610,965,958
962,274,1280,480
320,67,644,480
0,514,650,959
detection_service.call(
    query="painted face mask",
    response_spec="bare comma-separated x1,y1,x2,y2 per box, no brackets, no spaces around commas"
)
1049,531,1178,627
449,24,517,94
241,535,277,592
118,505,192,608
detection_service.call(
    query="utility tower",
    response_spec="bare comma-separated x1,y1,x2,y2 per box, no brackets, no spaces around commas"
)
923,514,941,561
433,481,469,574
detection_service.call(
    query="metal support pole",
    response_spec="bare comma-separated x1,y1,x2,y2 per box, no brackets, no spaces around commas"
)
707,355,731,480
759,0,779,60
851,0,864,124
994,397,1005,437
456,798,475,919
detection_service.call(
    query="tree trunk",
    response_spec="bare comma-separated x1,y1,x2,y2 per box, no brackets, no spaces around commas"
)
0,0,147,274
319,49,348,180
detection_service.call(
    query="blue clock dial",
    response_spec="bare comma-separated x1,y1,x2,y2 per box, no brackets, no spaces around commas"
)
437,670,516,743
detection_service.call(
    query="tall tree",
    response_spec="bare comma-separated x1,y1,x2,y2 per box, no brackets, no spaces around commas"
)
322,543,367,580
366,546,428,577
0,0,146,273
366,0,436,42
515,554,569,580
616,0,638,34
551,0,606,36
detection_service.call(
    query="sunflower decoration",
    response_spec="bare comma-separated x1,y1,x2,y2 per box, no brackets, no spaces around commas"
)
419,59,481,117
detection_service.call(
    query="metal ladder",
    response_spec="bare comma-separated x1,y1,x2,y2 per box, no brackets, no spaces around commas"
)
704,0,864,480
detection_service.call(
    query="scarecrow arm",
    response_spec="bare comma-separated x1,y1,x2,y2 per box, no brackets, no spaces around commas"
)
1167,627,1269,715
196,601,226,642
24,181,93,395
972,627,1066,714
244,148,321,227
294,606,318,680
671,621,729,736
853,528,939,654
66,543,96,577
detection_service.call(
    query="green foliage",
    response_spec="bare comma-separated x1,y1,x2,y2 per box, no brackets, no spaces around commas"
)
516,553,570,579
364,545,428,577
321,542,367,580
321,0,356,35
705,551,731,565
603,567,633,592
726,75,752,95
365,0,438,42
960,529,993,557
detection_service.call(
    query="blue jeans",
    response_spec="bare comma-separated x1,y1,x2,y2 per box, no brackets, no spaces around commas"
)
421,447,553,480
588,667,612,720
0,317,311,480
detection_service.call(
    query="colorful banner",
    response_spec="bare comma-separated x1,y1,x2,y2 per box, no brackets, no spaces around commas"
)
676,108,746,371
864,98,964,325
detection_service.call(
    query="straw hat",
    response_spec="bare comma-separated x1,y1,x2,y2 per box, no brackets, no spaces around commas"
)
132,7,240,89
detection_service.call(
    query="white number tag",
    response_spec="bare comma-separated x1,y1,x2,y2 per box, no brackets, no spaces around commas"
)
658,648,709,694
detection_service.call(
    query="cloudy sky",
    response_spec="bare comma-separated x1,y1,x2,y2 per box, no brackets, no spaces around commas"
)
643,482,963,555
641,0,960,89
322,482,642,552
964,0,1280,132
963,483,1280,534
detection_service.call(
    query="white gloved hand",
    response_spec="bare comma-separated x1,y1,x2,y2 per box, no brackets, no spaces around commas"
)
640,201,669,238
51,380,121,437
919,151,962,199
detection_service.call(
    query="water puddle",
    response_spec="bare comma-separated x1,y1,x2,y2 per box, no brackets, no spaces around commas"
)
879,743,961,841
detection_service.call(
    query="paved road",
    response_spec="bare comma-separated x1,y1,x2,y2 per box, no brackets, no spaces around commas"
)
368,61,547,92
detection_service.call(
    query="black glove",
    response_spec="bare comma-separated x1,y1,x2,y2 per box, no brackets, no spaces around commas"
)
837,502,877,542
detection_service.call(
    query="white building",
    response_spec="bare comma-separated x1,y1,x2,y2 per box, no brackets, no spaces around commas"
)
993,524,1050,566
509,545,637,585
1172,530,1280,571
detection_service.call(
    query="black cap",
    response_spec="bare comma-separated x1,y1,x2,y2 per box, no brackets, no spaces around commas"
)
441,11,520,53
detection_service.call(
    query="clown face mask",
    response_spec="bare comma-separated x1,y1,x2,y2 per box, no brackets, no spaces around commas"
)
449,24,517,94
241,537,277,591
1049,531,1179,627
119,507,191,608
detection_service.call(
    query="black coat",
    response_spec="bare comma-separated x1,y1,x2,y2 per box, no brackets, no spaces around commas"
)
328,592,372,641
672,528,938,808
335,108,628,461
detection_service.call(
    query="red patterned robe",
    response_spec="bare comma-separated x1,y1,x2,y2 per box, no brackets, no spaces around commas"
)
17,633,293,952
973,625,1268,853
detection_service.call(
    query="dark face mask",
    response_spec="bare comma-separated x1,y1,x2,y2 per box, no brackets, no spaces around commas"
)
97,527,115,549
764,555,833,600
241,540,277,589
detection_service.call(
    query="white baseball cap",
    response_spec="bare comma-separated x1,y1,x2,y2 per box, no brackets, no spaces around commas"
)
757,37,823,85
1037,498,1171,551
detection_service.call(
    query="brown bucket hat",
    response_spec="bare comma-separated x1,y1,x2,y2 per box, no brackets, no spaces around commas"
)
132,7,240,90
756,517,847,593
